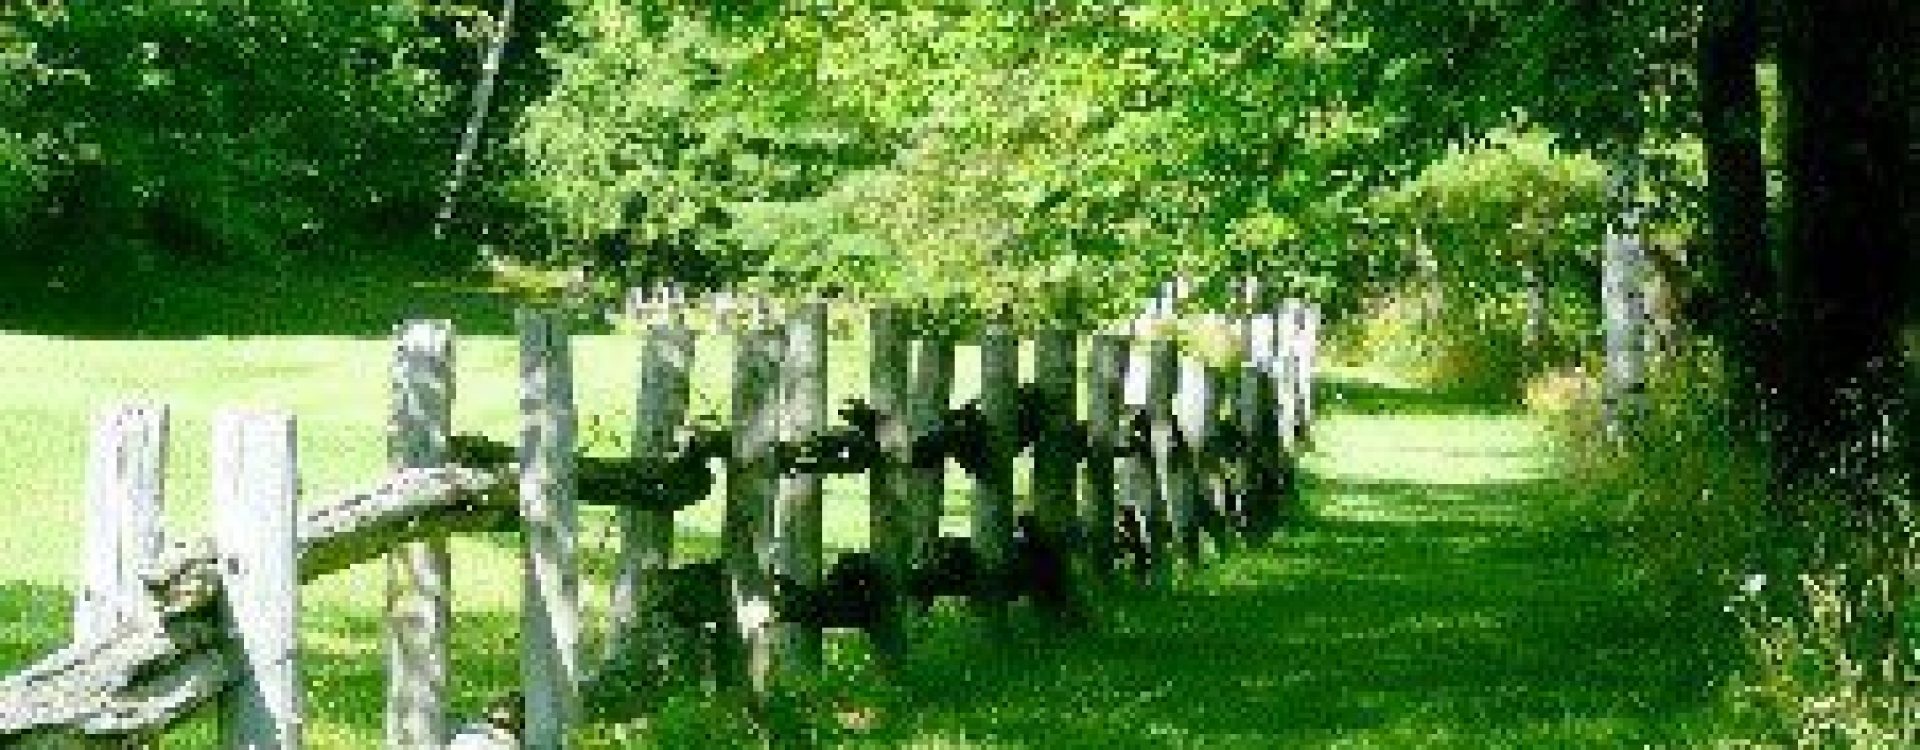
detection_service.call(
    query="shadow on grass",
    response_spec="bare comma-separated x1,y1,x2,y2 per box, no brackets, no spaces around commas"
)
0,249,593,339
855,472,1736,748
1320,374,1525,417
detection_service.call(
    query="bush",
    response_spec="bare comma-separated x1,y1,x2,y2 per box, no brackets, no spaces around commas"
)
1550,342,1919,746
1343,284,1595,402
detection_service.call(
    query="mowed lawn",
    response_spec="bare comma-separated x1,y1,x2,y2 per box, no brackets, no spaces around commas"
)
0,319,1742,746
857,385,1742,748
0,321,1017,746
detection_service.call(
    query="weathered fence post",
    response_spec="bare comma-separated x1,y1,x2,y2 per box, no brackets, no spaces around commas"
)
212,409,300,750
1117,319,1155,582
1082,333,1126,584
1273,300,1302,453
1176,348,1225,561
1032,329,1080,617
973,318,1018,629
518,310,581,748
608,312,695,672
774,302,827,676
386,320,455,748
76,403,168,644
722,313,783,695
867,305,912,664
1144,336,1179,584
1238,312,1281,545
1295,302,1320,444
907,331,956,601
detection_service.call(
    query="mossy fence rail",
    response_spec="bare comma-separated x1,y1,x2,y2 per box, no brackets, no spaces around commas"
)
0,284,1320,749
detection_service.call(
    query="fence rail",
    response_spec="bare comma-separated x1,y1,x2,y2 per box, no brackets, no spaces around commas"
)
0,280,1320,748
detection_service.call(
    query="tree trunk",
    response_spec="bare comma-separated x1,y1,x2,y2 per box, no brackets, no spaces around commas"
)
1522,261,1548,351
1696,0,1780,424
1601,154,1649,435
1772,0,1917,490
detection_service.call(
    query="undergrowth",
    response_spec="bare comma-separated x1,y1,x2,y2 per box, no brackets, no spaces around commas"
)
1539,343,1918,747
1341,287,1596,403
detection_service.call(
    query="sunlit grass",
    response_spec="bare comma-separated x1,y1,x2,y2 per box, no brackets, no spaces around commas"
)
0,299,1744,746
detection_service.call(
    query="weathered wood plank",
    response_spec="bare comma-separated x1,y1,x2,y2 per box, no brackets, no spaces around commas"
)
972,320,1018,628
1273,300,1301,453
78,410,119,647
2,461,514,743
1144,337,1179,584
518,310,581,748
386,319,454,749
722,316,782,694
1117,318,1155,582
608,317,695,669
1082,333,1126,584
1031,329,1079,615
1297,302,1320,442
77,403,169,645
1238,313,1281,545
866,305,912,664
212,409,301,749
907,334,956,597
1174,350,1220,562
775,302,826,676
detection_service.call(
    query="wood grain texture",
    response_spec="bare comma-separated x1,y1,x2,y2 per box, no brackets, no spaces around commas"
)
517,310,581,748
212,410,301,750
386,319,454,749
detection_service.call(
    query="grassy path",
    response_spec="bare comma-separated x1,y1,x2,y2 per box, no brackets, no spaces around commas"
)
865,381,1735,748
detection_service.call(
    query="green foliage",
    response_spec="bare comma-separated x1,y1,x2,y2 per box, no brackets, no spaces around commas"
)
1343,129,1615,400
1549,341,1920,745
512,0,1421,323
1375,129,1606,265
1346,282,1598,402
0,131,46,226
0,1,513,264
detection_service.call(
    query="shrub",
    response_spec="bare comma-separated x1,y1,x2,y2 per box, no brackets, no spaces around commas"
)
1343,284,1595,403
1550,342,1919,746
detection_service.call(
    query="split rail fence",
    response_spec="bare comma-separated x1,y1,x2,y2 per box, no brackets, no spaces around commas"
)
0,280,1320,748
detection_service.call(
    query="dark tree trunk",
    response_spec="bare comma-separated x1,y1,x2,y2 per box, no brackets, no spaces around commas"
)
1772,0,1918,491
1695,0,1780,415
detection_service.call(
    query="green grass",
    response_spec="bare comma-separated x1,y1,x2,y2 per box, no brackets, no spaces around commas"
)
818,391,1740,748
0,260,1742,746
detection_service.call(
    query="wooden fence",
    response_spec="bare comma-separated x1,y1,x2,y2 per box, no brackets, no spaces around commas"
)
0,282,1320,748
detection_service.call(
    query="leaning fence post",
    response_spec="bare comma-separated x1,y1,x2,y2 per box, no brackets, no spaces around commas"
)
608,313,695,670
973,318,1018,629
1082,333,1126,584
774,302,827,676
867,305,912,665
720,312,783,695
1144,336,1179,584
1239,313,1281,545
518,310,581,748
76,403,169,644
1273,300,1301,453
1296,303,1320,443
386,320,455,748
907,331,956,600
213,409,300,750
1118,319,1155,582
1032,329,1080,616
1175,347,1223,562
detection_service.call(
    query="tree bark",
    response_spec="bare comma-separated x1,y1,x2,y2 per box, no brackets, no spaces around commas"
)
1773,0,1917,490
1696,0,1780,422
1601,154,1649,435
